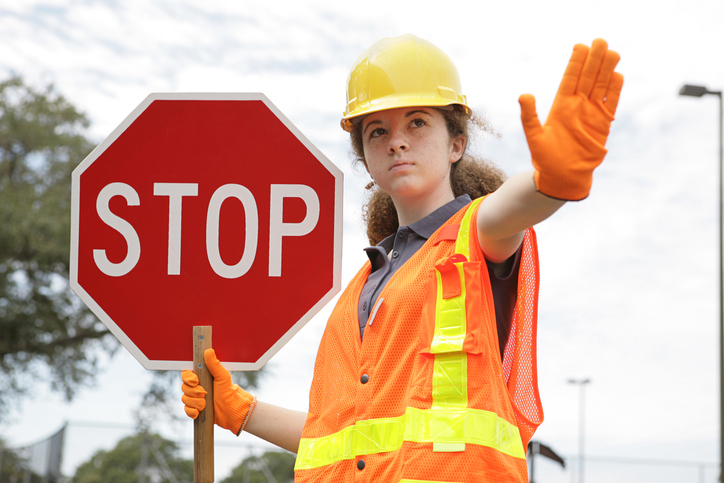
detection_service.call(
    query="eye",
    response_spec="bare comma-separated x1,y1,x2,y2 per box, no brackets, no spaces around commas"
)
369,127,387,139
410,118,427,128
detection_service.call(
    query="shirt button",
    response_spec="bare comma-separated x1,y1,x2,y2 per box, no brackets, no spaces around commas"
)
397,231,405,238
357,460,366,470
391,251,399,258
360,374,369,384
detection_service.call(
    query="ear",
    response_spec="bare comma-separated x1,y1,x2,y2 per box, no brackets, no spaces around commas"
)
450,136,466,164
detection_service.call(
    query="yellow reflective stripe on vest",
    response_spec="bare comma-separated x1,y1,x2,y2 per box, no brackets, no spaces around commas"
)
294,407,526,470
431,200,482,415
432,351,468,408
453,197,483,258
430,268,467,355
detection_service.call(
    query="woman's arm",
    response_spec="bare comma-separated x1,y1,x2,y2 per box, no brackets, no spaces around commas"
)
243,401,308,453
476,170,565,263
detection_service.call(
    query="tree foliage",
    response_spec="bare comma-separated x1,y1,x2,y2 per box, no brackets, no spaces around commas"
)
71,432,193,483
0,75,113,418
222,450,295,483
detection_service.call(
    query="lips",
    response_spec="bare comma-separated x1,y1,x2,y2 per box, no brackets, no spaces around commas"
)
390,161,413,171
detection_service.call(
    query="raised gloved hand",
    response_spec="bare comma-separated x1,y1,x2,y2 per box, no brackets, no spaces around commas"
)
181,348,256,435
519,38,624,201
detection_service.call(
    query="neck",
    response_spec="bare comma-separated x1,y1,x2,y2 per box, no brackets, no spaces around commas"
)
393,188,456,227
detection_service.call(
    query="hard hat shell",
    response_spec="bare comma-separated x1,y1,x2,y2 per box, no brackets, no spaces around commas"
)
341,34,470,132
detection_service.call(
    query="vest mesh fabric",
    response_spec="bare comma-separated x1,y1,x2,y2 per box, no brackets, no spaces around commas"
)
296,201,541,483
498,229,543,446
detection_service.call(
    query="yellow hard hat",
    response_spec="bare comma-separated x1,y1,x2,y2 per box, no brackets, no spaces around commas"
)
341,34,470,132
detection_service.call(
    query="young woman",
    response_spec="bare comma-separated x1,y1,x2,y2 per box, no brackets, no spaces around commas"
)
182,34,623,482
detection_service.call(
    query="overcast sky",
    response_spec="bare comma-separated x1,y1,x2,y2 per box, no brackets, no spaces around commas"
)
2,1,724,482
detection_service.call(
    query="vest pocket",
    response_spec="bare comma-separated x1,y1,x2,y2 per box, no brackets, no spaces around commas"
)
419,256,491,356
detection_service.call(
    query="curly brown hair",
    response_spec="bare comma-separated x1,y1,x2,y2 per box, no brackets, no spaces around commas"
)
350,107,507,245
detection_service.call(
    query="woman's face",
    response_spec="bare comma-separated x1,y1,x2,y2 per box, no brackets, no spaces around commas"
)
360,107,465,208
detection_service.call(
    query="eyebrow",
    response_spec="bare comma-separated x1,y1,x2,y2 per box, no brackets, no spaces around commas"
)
362,109,433,135
405,109,432,118
363,119,382,136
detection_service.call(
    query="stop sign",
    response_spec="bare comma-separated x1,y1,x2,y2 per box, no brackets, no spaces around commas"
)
70,93,343,371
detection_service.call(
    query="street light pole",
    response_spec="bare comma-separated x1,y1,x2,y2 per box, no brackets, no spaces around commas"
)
568,378,591,483
679,84,723,477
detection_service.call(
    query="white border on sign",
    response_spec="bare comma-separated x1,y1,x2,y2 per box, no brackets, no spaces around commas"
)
70,92,343,372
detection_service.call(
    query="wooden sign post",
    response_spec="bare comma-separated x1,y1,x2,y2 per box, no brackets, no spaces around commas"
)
194,326,214,483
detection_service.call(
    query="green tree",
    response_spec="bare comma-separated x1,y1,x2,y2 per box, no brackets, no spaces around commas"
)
222,450,295,483
0,75,111,418
72,432,192,483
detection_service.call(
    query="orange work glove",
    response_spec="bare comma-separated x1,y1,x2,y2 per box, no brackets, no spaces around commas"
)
519,38,624,201
181,348,256,436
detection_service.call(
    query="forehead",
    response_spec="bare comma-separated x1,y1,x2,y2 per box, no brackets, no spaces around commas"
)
361,106,441,128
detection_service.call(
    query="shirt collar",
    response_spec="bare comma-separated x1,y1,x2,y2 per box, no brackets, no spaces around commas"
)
407,194,472,240
375,194,472,251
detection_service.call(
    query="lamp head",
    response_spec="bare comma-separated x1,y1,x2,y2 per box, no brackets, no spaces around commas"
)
680,84,709,97
567,378,591,385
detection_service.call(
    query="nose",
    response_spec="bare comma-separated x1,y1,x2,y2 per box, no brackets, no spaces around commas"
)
387,130,409,155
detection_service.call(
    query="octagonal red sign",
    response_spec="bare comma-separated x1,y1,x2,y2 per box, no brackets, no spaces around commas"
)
70,93,343,371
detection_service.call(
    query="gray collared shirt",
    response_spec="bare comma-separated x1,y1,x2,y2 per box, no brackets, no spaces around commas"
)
357,195,520,358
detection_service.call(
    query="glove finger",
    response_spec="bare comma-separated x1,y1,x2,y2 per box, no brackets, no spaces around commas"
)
182,393,206,412
182,382,207,398
519,94,543,139
184,406,200,419
181,369,199,387
590,50,620,102
204,348,232,386
603,72,624,116
576,38,608,98
556,43,589,97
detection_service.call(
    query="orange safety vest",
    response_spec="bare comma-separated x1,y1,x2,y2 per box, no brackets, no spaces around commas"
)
295,198,543,483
